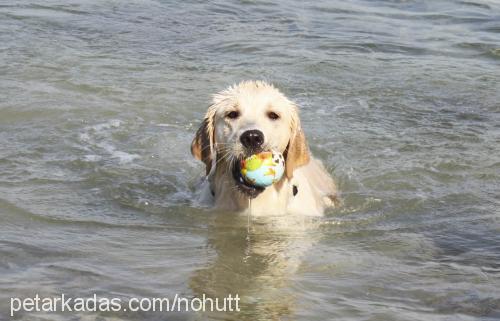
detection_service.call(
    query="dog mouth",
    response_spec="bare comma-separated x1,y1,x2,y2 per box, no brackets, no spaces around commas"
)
231,159,265,199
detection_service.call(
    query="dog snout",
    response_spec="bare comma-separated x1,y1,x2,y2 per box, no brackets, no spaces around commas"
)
240,129,264,150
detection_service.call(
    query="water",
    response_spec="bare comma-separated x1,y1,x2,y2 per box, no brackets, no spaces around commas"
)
1,0,499,320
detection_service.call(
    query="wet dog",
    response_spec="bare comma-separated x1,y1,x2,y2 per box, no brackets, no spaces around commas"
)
191,81,337,216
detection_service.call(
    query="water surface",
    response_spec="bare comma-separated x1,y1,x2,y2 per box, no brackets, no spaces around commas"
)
1,0,500,320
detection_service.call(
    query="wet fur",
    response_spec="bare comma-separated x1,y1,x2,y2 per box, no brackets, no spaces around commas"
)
192,80,337,216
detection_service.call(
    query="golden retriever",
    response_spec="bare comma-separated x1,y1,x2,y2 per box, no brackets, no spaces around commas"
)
191,80,337,216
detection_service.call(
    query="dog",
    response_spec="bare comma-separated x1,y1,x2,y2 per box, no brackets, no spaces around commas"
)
191,81,337,216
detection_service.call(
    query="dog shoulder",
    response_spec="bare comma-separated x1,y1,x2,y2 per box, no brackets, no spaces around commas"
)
287,157,338,215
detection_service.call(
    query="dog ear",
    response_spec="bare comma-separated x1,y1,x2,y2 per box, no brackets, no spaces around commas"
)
191,110,216,176
285,119,310,179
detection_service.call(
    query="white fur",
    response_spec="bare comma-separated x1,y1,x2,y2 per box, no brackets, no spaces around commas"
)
192,81,337,216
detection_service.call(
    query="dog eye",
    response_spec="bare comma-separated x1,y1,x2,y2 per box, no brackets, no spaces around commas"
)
267,111,280,120
226,111,240,119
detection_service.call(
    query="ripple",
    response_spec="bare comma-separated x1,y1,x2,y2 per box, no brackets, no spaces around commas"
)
1,0,500,320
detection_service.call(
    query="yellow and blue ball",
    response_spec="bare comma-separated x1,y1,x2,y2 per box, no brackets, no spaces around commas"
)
240,151,285,187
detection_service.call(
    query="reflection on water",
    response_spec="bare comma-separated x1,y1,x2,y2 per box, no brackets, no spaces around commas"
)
190,212,321,321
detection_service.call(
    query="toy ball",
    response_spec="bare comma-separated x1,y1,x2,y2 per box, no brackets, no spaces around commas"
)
240,151,285,187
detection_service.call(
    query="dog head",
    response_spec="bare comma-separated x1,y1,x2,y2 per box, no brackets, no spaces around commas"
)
191,81,310,197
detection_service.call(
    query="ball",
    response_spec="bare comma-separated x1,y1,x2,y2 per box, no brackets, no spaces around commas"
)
240,151,285,187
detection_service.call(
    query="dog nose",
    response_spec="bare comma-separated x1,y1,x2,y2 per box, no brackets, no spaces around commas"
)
240,130,264,149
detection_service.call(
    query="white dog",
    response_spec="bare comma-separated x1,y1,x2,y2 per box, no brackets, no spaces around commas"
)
191,81,337,216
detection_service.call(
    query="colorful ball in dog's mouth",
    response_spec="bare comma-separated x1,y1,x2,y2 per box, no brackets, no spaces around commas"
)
240,151,285,188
